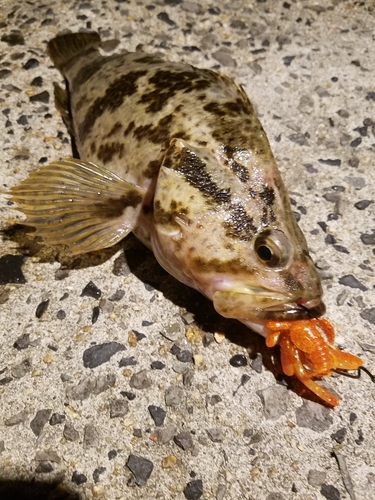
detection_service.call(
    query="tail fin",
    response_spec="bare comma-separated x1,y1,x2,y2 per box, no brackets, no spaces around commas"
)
47,32,101,72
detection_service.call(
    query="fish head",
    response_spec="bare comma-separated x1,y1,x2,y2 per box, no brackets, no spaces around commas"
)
152,138,325,325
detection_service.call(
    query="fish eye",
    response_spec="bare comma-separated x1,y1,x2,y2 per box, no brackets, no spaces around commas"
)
254,230,291,268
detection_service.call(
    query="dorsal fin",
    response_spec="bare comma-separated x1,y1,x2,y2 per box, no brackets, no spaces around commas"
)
47,32,101,72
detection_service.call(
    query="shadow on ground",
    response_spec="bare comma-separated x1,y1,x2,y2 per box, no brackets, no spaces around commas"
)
0,479,80,500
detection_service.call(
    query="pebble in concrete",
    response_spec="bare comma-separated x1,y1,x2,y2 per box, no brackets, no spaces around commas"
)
126,454,154,486
82,342,125,368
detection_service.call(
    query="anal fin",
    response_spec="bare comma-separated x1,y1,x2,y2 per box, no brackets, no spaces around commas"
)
8,158,145,254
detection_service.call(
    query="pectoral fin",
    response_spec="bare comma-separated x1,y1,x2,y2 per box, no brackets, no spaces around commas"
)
9,158,145,254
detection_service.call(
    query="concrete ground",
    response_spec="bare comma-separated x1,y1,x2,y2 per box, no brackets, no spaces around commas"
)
0,1,374,499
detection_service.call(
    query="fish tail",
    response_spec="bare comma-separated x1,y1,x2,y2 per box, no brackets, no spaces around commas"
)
47,31,101,72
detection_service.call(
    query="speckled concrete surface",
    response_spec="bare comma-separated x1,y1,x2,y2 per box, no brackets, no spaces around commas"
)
0,1,375,500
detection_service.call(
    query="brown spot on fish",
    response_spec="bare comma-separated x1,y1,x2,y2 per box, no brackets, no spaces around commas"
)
71,56,110,92
78,70,148,141
136,55,160,64
259,186,275,206
124,120,135,136
93,190,143,219
97,142,125,164
203,102,226,117
230,160,249,183
154,200,187,227
224,204,257,241
192,257,245,274
281,271,304,292
139,70,212,113
133,114,173,145
105,121,123,138
90,141,96,154
198,140,207,147
143,158,162,178
176,148,231,204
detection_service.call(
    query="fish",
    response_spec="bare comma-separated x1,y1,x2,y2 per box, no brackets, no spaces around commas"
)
9,31,362,404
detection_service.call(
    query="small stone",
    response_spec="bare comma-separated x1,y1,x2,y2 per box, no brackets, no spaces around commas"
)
183,369,194,386
331,427,347,444
23,58,39,70
266,494,285,500
181,312,195,324
119,356,137,367
93,466,106,483
83,424,100,447
174,431,193,450
108,289,125,301
1,32,25,45
151,360,165,370
177,350,193,363
126,454,154,486
360,231,375,245
0,441,4,453
72,471,87,485
81,281,101,299
257,386,289,419
161,454,178,468
129,370,152,390
229,354,248,367
338,275,367,291
288,133,308,146
112,253,131,276
35,299,49,318
161,322,182,341
320,484,341,500
121,391,136,400
165,386,183,406
108,449,117,460
110,399,129,418
360,308,375,325
11,358,32,378
4,409,29,426
35,461,53,473
148,405,166,426
193,354,203,366
206,427,224,443
308,469,326,487
13,333,31,350
318,159,341,167
156,425,176,444
183,479,203,500
83,342,125,368
49,413,65,425
214,332,225,344
29,90,50,103
30,409,52,437
66,373,116,400
99,298,114,314
157,11,176,25
57,310,66,320
212,50,237,68
0,254,27,285
35,450,61,463
63,423,79,442
350,137,361,148
31,76,43,86
92,306,100,324
296,400,333,432
355,200,372,210
207,395,222,406
251,353,263,373
216,483,227,500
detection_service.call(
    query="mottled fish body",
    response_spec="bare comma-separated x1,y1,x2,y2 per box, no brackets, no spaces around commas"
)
10,32,325,334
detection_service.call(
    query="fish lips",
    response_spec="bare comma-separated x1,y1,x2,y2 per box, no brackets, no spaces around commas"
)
213,290,326,321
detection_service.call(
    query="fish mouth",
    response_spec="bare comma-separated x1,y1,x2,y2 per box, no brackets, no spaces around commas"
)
252,298,326,320
213,289,326,321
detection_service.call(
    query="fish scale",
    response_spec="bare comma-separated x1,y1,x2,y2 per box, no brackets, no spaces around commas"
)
9,30,325,330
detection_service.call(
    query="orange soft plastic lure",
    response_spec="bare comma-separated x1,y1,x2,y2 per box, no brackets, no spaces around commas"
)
265,318,363,406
